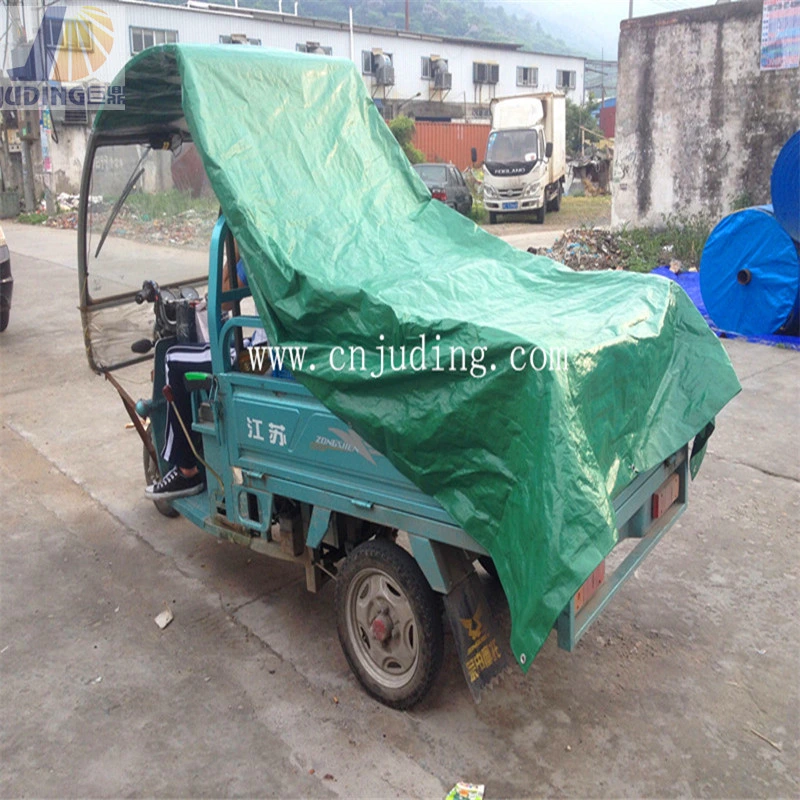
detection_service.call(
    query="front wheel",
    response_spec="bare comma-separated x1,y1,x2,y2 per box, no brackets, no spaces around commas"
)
535,202,546,225
488,211,497,225
335,538,443,709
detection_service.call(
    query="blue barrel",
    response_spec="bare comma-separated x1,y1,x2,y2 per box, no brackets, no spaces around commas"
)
771,130,800,242
700,206,800,336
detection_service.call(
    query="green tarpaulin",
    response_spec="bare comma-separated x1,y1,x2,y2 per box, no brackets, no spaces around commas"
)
96,45,740,668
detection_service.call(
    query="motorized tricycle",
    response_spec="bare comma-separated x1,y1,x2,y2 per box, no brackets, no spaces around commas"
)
78,45,737,708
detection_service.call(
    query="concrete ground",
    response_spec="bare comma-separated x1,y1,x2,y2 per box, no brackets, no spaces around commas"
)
1,221,798,799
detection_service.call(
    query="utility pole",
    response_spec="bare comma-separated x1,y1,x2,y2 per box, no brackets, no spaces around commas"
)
7,0,36,212
628,0,634,19
405,0,410,31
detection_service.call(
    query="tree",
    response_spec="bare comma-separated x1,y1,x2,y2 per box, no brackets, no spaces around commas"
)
388,115,425,164
565,96,602,158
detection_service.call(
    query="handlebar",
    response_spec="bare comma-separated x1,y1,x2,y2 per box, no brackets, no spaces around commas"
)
132,280,200,353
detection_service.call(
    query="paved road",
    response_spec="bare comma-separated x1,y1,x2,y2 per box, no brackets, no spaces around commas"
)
1,222,797,798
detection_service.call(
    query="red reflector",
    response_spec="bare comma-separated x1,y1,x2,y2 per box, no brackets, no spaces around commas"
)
652,473,680,519
574,561,605,613
432,190,447,201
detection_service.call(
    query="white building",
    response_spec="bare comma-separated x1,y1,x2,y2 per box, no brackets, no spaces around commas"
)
0,0,585,192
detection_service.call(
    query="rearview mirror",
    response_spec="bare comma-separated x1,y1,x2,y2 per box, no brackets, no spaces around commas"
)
545,142,553,159
471,147,478,164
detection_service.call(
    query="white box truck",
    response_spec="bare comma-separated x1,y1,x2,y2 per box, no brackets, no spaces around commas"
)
482,93,566,225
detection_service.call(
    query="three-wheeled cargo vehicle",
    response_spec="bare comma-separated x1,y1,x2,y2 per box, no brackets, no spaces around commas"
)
78,45,740,708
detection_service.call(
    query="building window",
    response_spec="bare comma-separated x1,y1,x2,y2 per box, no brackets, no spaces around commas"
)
220,34,261,45
473,62,499,84
44,18,94,52
362,50,393,75
516,66,538,87
296,42,332,55
130,27,178,55
556,70,577,90
421,56,447,79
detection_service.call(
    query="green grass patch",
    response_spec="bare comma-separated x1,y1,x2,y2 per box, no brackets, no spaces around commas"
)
616,214,712,272
123,190,219,220
17,212,48,225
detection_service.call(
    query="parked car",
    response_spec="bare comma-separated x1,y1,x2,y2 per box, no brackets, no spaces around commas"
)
0,224,11,332
413,163,473,216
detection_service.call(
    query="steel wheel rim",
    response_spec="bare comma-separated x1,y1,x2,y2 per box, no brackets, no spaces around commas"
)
345,566,420,689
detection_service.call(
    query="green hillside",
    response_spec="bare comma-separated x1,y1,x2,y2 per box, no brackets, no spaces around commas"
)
158,0,581,55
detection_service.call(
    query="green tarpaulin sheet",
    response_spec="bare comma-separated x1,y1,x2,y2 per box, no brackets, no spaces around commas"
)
96,45,740,668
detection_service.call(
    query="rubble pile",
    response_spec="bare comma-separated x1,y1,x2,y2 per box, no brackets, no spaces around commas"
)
529,228,699,273
44,205,216,251
528,229,626,271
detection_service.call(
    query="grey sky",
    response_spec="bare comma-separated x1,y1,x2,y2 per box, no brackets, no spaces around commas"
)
494,0,715,57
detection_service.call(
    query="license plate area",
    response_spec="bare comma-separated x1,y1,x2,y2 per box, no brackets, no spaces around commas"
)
555,445,689,652
502,201,518,210
652,473,680,519
574,560,606,613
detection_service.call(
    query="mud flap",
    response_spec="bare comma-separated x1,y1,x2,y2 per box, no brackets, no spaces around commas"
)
443,571,510,702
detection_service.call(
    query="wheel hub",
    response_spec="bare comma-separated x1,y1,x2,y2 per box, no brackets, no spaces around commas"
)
370,611,393,643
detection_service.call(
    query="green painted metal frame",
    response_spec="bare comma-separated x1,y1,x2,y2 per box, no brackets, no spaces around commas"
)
555,446,689,651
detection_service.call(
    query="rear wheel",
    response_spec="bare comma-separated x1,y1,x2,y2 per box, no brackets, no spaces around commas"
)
335,538,443,709
548,182,562,212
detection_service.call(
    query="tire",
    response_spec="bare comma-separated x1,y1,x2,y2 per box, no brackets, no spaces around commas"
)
143,426,179,518
548,183,562,213
335,538,443,709
535,202,546,225
489,212,497,225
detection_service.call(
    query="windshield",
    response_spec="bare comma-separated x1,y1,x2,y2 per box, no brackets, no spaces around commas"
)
486,130,539,165
84,142,217,300
80,140,217,371
413,164,447,184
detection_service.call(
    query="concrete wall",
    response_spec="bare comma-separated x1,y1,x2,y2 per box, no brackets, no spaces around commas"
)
612,0,800,228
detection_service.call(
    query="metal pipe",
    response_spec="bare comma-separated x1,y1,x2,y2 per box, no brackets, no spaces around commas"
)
349,7,354,62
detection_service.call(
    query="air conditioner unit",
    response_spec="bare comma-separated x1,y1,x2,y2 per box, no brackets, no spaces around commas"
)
488,63,499,84
473,62,488,84
376,64,395,86
434,71,452,90
51,93,89,126
63,105,89,125
431,57,451,90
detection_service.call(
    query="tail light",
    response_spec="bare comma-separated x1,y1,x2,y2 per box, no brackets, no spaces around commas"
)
432,189,447,202
652,473,680,519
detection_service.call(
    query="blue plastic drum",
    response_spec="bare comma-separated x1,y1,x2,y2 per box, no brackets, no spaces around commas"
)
771,130,800,242
699,206,800,336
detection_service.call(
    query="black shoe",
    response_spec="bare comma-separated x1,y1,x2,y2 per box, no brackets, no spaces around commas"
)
145,466,203,501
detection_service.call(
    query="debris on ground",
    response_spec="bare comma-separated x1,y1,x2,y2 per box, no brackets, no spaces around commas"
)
445,782,485,800
154,608,174,630
528,228,626,271
528,228,703,273
44,203,216,251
